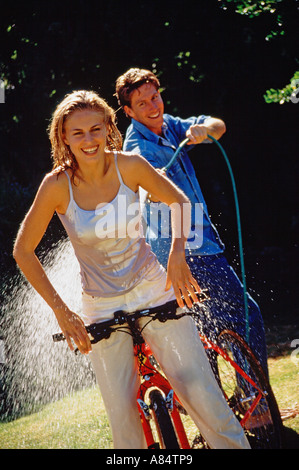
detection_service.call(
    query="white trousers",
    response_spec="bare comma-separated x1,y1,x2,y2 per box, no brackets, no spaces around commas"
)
83,263,250,449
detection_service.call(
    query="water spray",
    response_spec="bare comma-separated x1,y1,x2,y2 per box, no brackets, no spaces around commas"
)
0,239,95,421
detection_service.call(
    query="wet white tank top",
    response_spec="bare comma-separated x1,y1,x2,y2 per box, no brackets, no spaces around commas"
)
57,152,157,297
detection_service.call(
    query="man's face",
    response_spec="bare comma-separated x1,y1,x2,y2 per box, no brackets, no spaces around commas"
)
124,83,164,135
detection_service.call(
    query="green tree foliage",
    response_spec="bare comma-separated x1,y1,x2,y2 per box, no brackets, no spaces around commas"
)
219,0,299,102
264,70,299,103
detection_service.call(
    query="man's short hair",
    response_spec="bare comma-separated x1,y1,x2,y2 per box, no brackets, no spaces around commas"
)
115,68,160,108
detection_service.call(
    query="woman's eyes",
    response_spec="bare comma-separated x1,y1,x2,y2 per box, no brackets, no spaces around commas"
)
73,127,102,136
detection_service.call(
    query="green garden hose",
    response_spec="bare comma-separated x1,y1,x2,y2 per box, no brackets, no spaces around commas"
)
163,136,250,343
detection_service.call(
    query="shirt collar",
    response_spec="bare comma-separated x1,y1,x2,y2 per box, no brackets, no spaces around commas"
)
131,118,170,145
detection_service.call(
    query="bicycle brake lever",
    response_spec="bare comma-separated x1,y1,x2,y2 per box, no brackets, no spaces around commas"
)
52,333,82,355
52,332,65,342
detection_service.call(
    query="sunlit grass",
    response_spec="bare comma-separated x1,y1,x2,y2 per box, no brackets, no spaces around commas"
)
0,356,297,449
0,386,112,449
268,355,299,434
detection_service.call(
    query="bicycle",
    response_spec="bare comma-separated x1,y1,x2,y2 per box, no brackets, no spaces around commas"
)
53,290,282,449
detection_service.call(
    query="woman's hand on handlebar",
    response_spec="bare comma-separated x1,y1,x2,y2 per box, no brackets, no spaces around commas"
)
53,306,92,355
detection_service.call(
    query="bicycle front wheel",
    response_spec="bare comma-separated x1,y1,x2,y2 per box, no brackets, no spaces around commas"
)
149,389,180,449
214,329,282,449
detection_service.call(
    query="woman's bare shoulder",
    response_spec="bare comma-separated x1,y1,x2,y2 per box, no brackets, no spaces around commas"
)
115,151,158,192
44,167,68,181
35,169,70,213
117,150,148,170
40,169,69,191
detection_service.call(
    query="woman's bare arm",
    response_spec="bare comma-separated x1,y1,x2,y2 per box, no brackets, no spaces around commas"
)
13,173,91,354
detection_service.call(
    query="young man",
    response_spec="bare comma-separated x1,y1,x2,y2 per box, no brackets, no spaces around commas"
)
115,68,268,375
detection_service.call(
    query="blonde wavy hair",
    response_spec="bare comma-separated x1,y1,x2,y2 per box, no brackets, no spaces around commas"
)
48,90,122,180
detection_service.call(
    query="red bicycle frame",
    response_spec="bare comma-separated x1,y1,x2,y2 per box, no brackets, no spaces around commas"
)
135,333,265,449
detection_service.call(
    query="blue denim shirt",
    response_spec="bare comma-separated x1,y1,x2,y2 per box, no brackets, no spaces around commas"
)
123,114,225,267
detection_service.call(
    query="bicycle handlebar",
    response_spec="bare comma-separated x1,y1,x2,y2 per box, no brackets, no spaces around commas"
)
52,289,210,345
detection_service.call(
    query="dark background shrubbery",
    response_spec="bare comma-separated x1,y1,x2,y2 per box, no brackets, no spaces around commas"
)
0,0,298,324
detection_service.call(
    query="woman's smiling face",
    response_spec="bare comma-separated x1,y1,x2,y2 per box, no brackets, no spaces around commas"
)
63,109,107,165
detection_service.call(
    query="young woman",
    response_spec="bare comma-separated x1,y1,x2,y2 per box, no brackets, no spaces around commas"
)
13,90,250,449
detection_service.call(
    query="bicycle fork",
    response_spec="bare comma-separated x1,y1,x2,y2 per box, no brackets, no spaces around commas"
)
136,347,190,449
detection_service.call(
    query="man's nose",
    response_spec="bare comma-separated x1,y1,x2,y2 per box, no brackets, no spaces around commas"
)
149,101,158,111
